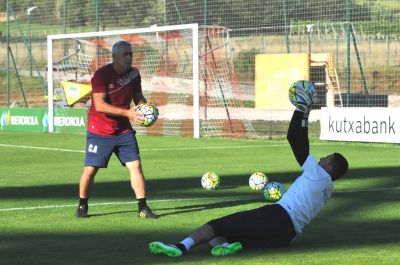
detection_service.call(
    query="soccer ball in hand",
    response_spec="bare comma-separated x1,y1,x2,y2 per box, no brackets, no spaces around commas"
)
135,103,159,127
288,80,317,107
201,172,220,190
263,182,286,202
249,172,268,191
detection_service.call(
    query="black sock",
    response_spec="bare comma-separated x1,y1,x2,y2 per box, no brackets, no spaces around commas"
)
138,198,147,211
176,243,187,254
79,197,88,206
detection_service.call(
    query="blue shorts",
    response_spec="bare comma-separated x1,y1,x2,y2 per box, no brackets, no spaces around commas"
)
84,131,140,168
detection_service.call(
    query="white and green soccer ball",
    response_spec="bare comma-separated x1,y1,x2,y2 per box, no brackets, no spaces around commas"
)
201,172,220,190
135,103,159,127
249,172,268,191
263,182,286,202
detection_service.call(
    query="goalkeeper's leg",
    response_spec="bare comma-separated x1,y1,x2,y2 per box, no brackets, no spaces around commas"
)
149,242,183,257
209,237,243,256
149,224,216,256
207,204,296,249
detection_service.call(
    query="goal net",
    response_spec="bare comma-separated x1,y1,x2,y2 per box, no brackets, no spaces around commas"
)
47,24,256,138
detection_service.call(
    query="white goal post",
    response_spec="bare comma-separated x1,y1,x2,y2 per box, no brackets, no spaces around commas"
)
47,24,200,136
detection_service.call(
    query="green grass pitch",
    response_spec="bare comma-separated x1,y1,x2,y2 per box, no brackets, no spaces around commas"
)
0,132,399,265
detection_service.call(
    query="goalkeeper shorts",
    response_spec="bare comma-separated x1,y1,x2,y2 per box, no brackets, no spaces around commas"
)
207,204,296,248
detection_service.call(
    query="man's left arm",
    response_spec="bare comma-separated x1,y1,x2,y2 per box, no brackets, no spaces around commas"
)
132,74,147,105
133,92,146,105
287,110,309,167
287,82,318,167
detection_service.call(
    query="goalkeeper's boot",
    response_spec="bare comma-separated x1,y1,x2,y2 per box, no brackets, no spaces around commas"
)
149,241,182,257
75,204,88,218
138,206,158,219
211,242,243,256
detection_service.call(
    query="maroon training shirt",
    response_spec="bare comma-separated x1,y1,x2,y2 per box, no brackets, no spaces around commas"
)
87,64,142,136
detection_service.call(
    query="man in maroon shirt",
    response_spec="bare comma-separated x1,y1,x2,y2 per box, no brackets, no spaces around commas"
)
75,40,158,219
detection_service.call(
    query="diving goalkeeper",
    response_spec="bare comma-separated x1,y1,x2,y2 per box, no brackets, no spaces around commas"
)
148,82,349,257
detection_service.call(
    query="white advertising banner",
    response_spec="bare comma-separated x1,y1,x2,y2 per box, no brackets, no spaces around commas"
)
320,107,400,143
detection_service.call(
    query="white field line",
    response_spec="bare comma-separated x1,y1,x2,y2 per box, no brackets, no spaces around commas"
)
0,141,398,154
0,144,85,153
1,187,399,212
0,143,294,153
0,196,248,212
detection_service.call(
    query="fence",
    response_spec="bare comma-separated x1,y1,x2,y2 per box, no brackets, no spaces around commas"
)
1,0,400,138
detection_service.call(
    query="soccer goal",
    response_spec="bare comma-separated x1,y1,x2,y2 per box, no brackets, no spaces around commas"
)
47,23,255,138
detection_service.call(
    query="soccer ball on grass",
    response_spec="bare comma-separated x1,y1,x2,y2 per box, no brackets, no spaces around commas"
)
264,182,286,202
249,172,268,191
201,172,220,190
135,103,159,127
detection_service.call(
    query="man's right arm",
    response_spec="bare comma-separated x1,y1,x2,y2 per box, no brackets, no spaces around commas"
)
91,69,142,123
92,92,143,124
91,92,129,116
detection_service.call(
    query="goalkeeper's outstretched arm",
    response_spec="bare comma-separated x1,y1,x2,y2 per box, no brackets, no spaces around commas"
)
287,110,309,167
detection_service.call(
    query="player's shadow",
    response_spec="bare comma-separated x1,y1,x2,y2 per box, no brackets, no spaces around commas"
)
88,210,135,217
87,198,260,218
154,197,260,217
214,185,239,190
77,197,260,218
1,166,398,201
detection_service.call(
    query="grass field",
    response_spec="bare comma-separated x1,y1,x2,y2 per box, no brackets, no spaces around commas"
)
0,132,399,265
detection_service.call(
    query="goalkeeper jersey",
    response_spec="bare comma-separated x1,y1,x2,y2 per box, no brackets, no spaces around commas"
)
277,154,334,236
88,64,142,136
